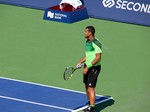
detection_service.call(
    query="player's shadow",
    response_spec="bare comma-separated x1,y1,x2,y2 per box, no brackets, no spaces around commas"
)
95,96,115,112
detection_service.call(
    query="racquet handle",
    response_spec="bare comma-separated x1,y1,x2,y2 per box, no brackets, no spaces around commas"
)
76,63,84,69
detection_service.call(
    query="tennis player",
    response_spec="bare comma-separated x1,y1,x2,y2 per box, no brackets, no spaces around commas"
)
76,26,102,112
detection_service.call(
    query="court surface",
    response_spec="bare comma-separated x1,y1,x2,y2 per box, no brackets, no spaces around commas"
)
0,77,112,112
0,3,150,112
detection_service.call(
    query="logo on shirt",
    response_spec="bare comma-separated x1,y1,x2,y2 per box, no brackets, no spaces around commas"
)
89,83,92,86
86,42,94,51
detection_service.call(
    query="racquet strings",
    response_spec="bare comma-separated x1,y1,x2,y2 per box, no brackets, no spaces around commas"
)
64,67,74,80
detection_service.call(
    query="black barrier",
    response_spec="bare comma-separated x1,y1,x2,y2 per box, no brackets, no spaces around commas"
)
0,0,150,26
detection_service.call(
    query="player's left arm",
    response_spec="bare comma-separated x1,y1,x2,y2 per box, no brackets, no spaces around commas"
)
88,43,102,68
83,43,102,75
91,53,101,65
83,53,101,75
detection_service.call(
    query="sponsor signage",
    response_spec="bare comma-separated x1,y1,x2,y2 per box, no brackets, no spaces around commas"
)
85,0,150,26
47,11,68,20
43,7,89,23
102,0,150,14
1,0,150,26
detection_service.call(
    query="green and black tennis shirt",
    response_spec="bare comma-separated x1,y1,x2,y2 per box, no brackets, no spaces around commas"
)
85,37,102,68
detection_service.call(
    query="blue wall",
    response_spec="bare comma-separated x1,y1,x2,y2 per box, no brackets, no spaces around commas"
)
85,0,150,26
0,0,150,26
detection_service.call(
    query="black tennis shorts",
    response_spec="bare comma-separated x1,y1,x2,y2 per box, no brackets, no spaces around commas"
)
83,65,101,88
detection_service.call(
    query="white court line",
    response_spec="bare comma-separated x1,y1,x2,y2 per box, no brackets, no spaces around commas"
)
74,97,113,112
0,77,85,94
0,77,113,112
0,95,73,112
0,77,113,98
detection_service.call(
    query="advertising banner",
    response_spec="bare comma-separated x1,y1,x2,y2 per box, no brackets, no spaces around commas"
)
85,0,150,26
43,7,89,23
0,0,150,26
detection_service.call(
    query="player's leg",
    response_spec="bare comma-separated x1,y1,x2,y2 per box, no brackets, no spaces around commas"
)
86,65,101,112
82,86,90,112
87,87,95,105
84,85,96,111
84,74,90,102
83,73,91,112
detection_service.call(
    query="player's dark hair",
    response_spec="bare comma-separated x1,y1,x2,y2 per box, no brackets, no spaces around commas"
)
86,26,95,35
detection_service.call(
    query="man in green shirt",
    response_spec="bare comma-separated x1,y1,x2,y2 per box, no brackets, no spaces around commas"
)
77,26,102,112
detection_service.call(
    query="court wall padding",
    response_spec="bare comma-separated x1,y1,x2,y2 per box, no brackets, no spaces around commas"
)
0,0,150,26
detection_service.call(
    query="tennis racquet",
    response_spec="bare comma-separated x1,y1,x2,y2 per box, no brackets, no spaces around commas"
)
63,63,84,80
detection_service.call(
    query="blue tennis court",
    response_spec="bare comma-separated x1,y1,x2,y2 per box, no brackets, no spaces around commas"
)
0,77,112,112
